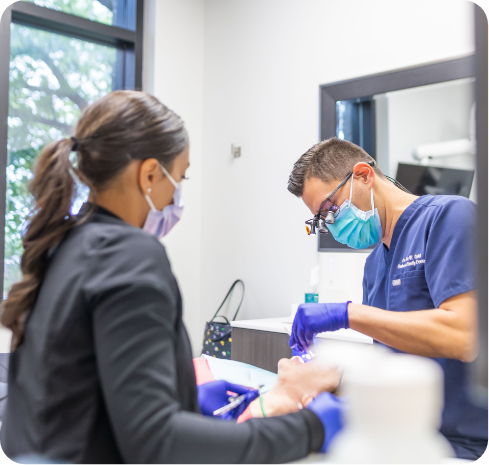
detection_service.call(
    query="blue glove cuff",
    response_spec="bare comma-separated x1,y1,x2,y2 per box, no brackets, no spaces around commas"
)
289,301,352,352
345,301,351,329
307,392,344,453
327,302,351,332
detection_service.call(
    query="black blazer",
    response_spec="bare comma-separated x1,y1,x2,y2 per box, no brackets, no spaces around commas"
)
1,205,323,463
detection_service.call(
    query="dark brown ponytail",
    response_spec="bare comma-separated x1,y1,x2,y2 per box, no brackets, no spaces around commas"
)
2,139,75,348
1,91,188,348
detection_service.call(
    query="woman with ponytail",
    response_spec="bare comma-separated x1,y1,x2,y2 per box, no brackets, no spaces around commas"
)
0,91,334,463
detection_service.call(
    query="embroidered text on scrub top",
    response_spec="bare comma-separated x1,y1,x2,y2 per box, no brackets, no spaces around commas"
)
397,253,426,269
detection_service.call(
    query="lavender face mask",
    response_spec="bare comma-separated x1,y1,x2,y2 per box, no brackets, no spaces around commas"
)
143,164,184,239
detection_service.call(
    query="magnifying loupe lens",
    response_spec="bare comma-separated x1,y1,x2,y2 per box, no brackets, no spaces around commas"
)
318,219,329,234
325,210,336,224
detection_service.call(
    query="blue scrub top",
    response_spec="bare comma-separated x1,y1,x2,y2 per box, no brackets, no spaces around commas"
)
363,195,487,459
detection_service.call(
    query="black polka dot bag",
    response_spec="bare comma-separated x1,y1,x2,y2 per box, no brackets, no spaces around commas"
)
201,280,244,360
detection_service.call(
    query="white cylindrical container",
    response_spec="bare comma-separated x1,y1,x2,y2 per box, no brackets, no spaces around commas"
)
327,351,454,463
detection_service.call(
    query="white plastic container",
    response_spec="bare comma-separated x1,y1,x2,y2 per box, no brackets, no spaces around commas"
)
316,343,454,463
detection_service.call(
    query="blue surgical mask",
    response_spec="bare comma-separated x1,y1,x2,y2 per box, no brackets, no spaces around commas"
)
143,164,184,239
326,177,382,249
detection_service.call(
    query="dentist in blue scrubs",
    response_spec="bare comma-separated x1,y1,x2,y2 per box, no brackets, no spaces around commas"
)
287,137,487,460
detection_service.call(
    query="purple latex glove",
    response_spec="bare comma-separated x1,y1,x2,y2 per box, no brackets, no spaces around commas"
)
307,392,344,453
289,302,351,353
292,335,320,362
197,380,259,420
292,346,313,363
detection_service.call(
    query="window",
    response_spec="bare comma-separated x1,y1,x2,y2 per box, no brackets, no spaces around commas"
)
23,0,137,30
0,0,143,297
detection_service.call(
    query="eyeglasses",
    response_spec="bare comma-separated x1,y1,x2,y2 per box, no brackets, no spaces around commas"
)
305,161,375,235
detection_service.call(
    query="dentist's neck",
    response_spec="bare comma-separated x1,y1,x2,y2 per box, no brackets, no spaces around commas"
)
375,178,418,249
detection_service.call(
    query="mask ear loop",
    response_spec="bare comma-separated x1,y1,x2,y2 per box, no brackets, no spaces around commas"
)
352,164,375,212
349,174,354,202
144,165,179,213
351,169,376,213
145,188,158,213
160,164,179,189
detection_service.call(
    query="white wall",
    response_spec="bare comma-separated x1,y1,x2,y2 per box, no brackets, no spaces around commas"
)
318,253,368,305
145,0,474,353
143,0,205,353
200,0,474,325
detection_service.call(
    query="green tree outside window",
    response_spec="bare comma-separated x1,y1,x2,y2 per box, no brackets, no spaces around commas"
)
6,1,118,296
24,0,114,25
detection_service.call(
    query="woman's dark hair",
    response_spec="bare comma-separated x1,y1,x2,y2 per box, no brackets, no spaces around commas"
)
287,137,384,197
1,90,189,348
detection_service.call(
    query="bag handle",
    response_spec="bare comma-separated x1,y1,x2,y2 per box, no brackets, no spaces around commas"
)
212,315,230,325
210,279,245,323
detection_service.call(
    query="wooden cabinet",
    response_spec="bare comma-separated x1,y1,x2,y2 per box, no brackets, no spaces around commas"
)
231,327,292,373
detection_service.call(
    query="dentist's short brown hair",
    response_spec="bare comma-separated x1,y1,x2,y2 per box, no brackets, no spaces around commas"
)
287,137,384,197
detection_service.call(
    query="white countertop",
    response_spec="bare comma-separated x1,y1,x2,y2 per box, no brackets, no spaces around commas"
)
231,317,373,344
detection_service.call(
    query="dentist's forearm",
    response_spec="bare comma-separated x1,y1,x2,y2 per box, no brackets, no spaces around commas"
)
347,293,477,362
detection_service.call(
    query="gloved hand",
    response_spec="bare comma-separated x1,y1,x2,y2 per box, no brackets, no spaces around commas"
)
292,347,308,363
197,380,260,420
289,302,351,353
307,392,344,453
292,344,314,363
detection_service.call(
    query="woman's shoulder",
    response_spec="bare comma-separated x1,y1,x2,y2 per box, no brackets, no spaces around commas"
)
69,220,174,290
78,219,167,256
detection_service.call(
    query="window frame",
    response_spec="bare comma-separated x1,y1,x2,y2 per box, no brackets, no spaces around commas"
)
0,0,144,296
